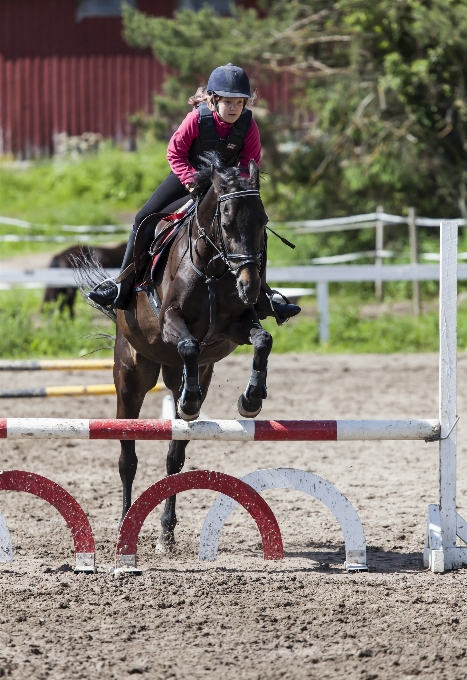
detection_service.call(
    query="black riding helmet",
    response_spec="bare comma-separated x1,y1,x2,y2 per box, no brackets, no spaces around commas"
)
206,64,251,99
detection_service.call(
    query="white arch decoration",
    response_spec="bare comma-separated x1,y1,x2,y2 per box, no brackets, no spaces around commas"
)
0,512,13,563
199,468,367,572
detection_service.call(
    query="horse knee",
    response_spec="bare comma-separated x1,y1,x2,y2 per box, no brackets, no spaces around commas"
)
251,328,273,352
177,338,200,362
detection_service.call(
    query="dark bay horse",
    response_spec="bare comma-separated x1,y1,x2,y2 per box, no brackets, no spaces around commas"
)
82,157,272,549
43,243,126,317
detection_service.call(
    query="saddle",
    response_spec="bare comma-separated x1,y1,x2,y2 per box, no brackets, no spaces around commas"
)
132,199,195,317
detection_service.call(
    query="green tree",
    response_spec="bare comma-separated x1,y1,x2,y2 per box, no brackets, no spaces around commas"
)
123,0,467,220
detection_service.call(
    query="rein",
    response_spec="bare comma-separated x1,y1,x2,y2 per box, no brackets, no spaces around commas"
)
187,188,263,346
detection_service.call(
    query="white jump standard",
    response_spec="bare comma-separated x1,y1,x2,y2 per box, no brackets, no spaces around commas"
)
423,221,465,573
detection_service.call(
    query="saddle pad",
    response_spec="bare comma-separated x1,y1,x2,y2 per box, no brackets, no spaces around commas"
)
149,224,179,281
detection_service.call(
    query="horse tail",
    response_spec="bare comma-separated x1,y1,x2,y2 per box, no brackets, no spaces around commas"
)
70,247,117,323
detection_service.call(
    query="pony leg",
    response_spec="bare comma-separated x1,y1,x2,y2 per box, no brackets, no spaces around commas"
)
238,325,272,417
162,307,202,421
224,313,273,418
114,328,161,525
157,364,214,550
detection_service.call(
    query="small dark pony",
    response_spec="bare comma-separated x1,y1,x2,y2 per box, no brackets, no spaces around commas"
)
77,153,272,550
43,243,126,317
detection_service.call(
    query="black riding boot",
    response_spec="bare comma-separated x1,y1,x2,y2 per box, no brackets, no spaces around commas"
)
88,230,136,310
255,287,301,325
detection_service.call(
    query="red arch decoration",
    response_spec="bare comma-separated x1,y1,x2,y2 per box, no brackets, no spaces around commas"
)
116,470,283,572
0,470,95,572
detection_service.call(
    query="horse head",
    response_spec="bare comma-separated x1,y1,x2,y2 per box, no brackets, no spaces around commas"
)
208,159,268,305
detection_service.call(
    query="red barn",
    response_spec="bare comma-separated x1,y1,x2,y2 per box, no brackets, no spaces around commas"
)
0,0,291,158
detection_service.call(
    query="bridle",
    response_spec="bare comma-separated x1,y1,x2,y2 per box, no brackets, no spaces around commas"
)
187,187,264,346
188,188,264,282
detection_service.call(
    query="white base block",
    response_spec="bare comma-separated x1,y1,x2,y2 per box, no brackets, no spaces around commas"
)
429,549,445,573
112,566,142,576
424,505,467,572
74,552,96,573
344,562,369,573
113,553,142,575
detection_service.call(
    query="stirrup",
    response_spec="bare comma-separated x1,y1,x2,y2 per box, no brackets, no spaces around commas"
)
269,289,293,326
87,278,119,310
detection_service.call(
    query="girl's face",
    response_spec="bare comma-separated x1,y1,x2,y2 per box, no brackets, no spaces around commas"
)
211,96,246,123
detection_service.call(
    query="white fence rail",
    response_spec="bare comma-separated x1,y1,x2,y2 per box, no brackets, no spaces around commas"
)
3,264,467,343
276,211,467,232
268,264,467,343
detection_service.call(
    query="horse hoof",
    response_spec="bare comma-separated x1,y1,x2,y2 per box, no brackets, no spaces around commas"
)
177,398,201,422
156,531,175,554
237,394,262,418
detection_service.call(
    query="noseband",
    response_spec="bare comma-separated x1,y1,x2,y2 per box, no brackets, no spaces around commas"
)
189,188,263,281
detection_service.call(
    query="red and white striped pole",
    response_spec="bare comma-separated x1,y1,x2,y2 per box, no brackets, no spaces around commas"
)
0,418,439,441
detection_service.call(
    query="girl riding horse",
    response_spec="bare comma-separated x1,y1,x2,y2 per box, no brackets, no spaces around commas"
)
88,63,300,324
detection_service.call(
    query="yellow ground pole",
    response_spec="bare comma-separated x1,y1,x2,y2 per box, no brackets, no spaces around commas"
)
0,383,165,398
0,359,114,371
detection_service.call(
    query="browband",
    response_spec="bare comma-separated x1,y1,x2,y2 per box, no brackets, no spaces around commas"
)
217,190,260,202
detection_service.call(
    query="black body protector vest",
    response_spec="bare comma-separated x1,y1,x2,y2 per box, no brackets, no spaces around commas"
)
188,102,252,170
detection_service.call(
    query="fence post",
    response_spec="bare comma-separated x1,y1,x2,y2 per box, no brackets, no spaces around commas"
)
317,281,330,343
408,207,420,315
375,205,384,301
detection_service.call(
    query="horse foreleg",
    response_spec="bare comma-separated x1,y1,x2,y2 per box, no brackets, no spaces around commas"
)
225,314,272,418
158,364,214,550
114,329,161,525
162,307,202,421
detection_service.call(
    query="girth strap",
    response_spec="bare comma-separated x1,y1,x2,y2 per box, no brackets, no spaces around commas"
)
201,280,217,347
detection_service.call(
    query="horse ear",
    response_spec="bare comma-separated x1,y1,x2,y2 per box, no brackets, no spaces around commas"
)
249,159,259,190
211,164,223,193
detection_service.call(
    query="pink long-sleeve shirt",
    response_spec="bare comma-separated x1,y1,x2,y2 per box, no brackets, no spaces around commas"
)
167,108,261,185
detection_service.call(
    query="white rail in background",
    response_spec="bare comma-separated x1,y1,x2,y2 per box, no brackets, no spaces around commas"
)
3,263,467,344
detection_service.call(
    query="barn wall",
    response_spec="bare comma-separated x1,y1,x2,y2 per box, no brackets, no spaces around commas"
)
0,53,169,156
0,0,292,157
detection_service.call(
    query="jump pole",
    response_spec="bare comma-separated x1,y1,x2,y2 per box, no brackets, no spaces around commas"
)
0,383,165,399
0,359,114,371
0,419,439,440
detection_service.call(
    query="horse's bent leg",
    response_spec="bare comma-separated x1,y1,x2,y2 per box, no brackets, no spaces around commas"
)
237,323,272,418
157,364,214,549
114,328,161,525
162,307,202,421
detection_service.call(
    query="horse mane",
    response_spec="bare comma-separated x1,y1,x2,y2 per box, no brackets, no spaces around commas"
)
191,151,251,199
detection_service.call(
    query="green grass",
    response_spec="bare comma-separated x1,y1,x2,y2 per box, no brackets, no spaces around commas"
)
1,289,466,359
0,142,170,258
0,290,114,359
0,142,169,224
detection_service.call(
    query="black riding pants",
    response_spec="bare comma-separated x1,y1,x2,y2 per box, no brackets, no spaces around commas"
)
132,172,190,235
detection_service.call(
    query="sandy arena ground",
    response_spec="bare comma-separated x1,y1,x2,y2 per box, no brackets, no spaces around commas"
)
0,353,467,679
